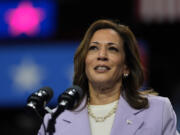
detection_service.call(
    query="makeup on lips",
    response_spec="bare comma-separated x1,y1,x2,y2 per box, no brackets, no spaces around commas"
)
94,65,111,73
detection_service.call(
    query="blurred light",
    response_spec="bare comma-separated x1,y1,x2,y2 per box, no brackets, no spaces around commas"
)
10,57,45,90
0,1,57,38
5,2,45,36
136,0,180,23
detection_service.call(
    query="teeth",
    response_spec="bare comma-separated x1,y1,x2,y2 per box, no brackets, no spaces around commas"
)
97,67,107,70
95,66,109,70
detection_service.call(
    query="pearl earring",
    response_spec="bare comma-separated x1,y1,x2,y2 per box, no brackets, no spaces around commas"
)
123,73,129,78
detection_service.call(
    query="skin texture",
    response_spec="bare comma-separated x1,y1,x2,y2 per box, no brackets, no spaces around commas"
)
85,28,129,105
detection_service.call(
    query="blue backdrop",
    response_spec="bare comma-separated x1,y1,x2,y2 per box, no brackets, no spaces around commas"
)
0,42,79,107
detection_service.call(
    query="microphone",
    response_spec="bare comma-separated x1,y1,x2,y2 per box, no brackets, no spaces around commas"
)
27,86,53,111
52,85,83,119
47,85,83,134
58,85,83,109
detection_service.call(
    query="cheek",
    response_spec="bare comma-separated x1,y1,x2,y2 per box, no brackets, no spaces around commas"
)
85,54,94,68
113,59,125,74
112,55,123,66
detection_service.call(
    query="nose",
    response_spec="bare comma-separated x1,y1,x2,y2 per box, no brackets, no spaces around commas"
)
97,47,108,61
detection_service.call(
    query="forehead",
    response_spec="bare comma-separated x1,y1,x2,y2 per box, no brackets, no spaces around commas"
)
90,28,123,45
90,29,122,42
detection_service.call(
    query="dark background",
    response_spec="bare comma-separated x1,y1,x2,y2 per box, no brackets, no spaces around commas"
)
0,0,180,134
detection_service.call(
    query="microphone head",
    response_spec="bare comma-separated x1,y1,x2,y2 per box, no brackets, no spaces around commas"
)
58,85,83,110
67,85,83,99
27,86,53,110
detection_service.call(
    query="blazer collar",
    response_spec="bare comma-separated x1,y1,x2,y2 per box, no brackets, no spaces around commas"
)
58,96,145,135
110,95,145,135
56,98,91,135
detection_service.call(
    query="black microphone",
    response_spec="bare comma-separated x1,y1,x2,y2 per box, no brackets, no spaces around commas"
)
27,86,53,111
52,85,83,119
58,85,83,109
47,85,83,134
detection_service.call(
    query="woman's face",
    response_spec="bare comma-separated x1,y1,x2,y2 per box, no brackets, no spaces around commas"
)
85,28,128,87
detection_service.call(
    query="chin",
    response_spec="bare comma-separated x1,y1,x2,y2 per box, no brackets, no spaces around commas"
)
92,78,111,85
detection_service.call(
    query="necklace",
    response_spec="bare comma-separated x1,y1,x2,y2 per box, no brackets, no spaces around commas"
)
87,100,118,122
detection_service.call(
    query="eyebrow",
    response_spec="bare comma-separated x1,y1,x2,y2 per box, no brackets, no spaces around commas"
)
90,41,119,46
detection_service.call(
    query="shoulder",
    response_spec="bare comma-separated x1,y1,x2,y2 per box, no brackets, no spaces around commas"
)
147,95,170,105
146,94,172,109
145,95,174,112
139,94,177,121
145,95,178,128
146,94,176,116
146,95,179,134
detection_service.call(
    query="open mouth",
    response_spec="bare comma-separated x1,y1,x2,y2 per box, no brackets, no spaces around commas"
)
94,65,110,72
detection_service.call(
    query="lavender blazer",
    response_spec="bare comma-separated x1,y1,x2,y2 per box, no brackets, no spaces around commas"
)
38,95,179,135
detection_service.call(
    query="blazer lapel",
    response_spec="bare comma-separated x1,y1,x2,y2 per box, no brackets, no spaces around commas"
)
111,96,145,135
55,99,91,135
55,96,145,135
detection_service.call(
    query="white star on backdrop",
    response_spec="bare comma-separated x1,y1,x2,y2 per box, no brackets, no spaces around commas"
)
10,57,46,91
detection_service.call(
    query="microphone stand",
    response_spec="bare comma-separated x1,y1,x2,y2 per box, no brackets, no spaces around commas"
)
47,100,69,135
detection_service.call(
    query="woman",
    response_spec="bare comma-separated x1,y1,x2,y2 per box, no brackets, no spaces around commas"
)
38,19,179,135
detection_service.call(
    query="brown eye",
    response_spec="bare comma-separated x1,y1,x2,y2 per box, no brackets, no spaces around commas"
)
109,47,119,52
88,46,98,51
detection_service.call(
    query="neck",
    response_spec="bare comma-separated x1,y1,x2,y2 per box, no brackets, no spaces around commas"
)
88,82,121,105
